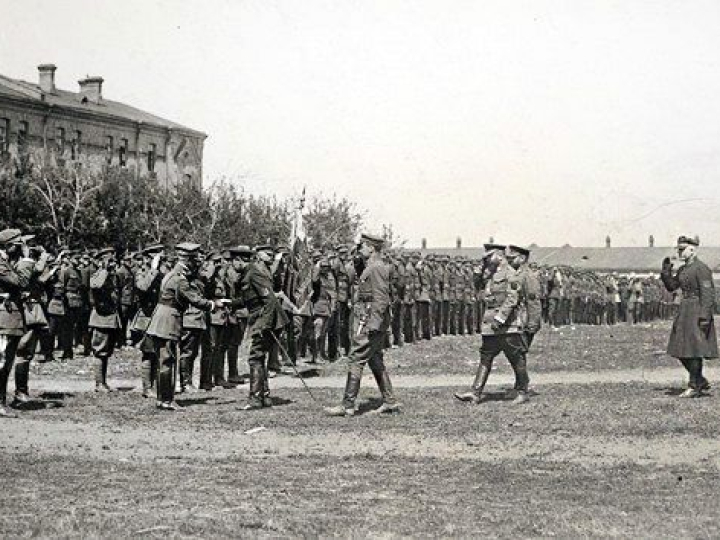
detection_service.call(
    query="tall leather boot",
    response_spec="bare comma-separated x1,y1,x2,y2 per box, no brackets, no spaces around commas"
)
141,354,156,398
13,360,31,403
240,364,264,410
454,362,492,404
325,368,362,416
227,346,242,383
369,366,401,414
94,357,111,392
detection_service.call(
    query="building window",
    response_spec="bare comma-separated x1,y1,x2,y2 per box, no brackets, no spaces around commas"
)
0,119,9,153
56,127,65,152
147,143,156,172
71,130,82,160
18,121,29,148
105,136,113,164
119,138,128,166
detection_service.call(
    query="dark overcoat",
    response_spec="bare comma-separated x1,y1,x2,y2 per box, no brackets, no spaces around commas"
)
661,257,718,359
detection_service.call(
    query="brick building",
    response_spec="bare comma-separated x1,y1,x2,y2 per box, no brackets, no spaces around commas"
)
0,64,206,188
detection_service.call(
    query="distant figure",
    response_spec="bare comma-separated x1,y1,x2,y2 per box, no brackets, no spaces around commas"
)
660,236,717,398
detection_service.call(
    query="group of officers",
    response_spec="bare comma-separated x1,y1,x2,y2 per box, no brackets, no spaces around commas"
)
1,227,714,418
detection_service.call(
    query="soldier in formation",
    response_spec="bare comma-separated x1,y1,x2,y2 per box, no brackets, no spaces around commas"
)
0,225,710,418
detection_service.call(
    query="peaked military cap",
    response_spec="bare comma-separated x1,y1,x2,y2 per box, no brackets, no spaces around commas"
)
677,235,699,247
0,228,22,245
96,247,115,259
143,244,165,255
176,242,202,254
19,234,36,243
229,245,254,258
254,244,275,253
507,245,531,257
483,243,506,252
207,251,223,262
360,233,385,247
336,244,349,253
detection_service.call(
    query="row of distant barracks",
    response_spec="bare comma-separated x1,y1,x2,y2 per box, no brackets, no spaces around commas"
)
0,64,206,188
422,236,720,280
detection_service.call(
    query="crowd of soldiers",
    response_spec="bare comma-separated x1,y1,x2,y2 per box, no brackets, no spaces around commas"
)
540,267,680,328
0,225,692,418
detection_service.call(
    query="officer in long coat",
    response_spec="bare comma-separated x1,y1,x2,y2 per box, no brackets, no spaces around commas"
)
661,236,718,397
324,233,401,416
146,243,215,410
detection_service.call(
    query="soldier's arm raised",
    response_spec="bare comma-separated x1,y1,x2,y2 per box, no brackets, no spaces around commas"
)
660,258,680,292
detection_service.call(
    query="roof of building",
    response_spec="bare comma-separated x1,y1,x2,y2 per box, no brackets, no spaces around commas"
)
0,73,205,138
419,245,720,273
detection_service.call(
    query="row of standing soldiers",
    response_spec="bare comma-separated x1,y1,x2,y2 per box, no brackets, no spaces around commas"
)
541,268,680,327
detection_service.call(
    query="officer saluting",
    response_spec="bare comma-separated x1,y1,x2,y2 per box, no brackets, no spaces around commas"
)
146,243,215,410
661,236,718,397
324,233,401,416
455,243,533,405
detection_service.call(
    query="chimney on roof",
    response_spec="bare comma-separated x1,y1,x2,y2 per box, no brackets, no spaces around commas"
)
38,64,56,94
78,76,103,103
456,236,462,249
421,238,427,250
648,234,654,247
694,234,700,245
488,236,494,244
605,235,611,248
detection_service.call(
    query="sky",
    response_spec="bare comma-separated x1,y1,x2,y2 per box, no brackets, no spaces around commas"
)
2,0,720,247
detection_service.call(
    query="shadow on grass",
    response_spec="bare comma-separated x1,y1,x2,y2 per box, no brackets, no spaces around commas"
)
177,397,218,407
13,399,64,411
300,369,326,379
38,392,75,400
267,396,294,407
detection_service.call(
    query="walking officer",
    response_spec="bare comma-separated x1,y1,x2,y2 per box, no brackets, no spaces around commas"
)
455,243,533,405
324,233,401,417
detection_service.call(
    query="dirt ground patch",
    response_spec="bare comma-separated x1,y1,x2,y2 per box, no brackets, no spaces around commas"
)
4,322,720,537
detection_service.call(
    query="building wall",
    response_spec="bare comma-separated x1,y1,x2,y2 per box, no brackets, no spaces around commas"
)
0,97,204,188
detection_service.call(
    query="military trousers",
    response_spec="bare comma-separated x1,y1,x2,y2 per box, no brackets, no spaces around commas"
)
391,301,404,346
201,324,227,388
402,302,416,343
433,300,442,336
152,337,179,404
0,334,21,404
246,325,279,407
416,301,432,340
479,333,530,392
337,302,351,356
441,300,450,334
326,309,340,360
118,304,137,347
179,328,202,389
344,323,396,409
311,314,329,360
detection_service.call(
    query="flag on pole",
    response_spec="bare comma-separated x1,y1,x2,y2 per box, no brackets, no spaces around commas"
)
289,188,312,316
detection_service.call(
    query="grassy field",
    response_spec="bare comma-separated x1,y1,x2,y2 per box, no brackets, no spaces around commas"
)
30,320,676,383
4,321,720,538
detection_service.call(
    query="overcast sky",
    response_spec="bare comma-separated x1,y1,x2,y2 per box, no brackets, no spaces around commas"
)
3,0,720,247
